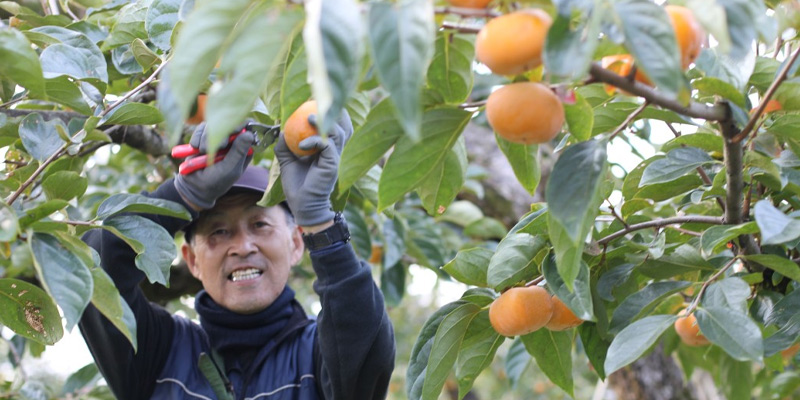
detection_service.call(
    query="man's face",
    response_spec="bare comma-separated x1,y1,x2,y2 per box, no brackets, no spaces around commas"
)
182,194,303,314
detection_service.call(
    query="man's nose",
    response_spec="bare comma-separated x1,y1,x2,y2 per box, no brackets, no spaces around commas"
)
229,230,258,256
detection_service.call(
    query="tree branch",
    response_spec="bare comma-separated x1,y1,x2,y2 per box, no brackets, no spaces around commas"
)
588,63,728,121
732,46,800,143
608,100,649,140
685,257,739,316
440,21,480,34
597,215,724,245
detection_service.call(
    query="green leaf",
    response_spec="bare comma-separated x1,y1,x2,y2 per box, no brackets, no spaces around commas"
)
167,0,251,121
609,281,690,334
522,329,574,396
145,0,181,51
407,301,465,399
0,202,19,241
427,31,474,104
597,263,636,302
368,0,435,141
103,1,148,49
41,171,87,201
545,0,602,80
382,215,406,270
640,147,714,186
563,91,594,141
418,136,467,216
699,222,759,256
455,310,503,399
96,193,191,221
279,44,312,128
504,339,531,389
661,133,723,154
686,0,730,53
0,279,63,345
0,28,45,94
578,323,610,380
338,100,402,192
17,200,68,229
546,139,607,290
754,200,800,245
442,247,492,287
378,107,471,209
693,77,746,108
205,8,303,154
130,39,160,71
29,233,93,331
495,134,540,195
703,277,750,313
695,306,763,361
103,102,164,126
604,314,678,374
543,254,594,321
40,76,92,115
303,0,364,136
90,268,137,351
422,303,481,400
439,200,482,227
614,0,688,99
487,233,547,291
102,215,176,286
634,175,704,202
31,26,108,82
742,255,800,283
720,0,770,61
60,363,99,396
264,27,303,122
18,113,66,161
721,355,753,400
463,217,507,240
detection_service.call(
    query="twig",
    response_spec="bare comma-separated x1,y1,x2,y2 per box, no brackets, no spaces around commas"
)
597,215,724,245
458,100,487,109
434,6,500,18
0,336,25,381
684,257,739,315
62,220,96,227
59,0,80,21
670,227,702,237
100,61,167,119
665,121,725,212
589,63,728,121
608,101,648,140
732,46,800,143
440,21,480,34
666,123,681,137
0,96,26,109
606,200,629,229
525,276,544,287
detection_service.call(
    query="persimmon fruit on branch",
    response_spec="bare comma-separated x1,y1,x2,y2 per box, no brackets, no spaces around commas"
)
674,309,710,347
488,286,583,336
485,82,565,144
284,100,320,157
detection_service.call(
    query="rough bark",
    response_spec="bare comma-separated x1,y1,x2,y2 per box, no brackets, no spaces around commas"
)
607,345,697,400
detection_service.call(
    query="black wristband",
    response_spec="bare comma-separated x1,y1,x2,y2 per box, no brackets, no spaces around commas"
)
302,212,350,251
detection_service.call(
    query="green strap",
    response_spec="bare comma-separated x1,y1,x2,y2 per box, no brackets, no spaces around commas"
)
198,351,234,400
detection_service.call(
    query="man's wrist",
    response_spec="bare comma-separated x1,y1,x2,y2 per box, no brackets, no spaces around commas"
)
301,213,350,251
300,220,334,234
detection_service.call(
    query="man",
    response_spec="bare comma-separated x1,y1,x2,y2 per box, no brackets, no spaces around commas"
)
78,113,396,399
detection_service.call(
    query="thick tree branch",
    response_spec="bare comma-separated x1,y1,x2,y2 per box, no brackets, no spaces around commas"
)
588,63,728,121
732,46,800,143
1,109,170,157
597,215,724,245
720,102,761,257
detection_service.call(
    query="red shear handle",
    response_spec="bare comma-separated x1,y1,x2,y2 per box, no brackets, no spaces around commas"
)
177,147,255,175
171,128,249,159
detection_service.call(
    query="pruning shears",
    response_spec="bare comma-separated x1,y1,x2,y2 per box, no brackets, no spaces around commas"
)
171,122,280,175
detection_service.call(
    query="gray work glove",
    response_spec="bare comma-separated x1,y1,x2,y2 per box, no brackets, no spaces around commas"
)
274,110,353,226
174,122,255,210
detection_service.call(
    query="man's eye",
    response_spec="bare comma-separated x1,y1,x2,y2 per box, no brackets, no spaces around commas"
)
211,229,228,236
254,221,270,229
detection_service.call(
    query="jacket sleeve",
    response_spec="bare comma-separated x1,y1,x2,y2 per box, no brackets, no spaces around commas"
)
310,241,396,400
78,179,198,400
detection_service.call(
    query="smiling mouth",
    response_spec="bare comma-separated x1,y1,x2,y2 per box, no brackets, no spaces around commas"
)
229,268,263,282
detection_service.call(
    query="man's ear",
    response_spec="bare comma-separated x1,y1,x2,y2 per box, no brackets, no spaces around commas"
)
289,226,304,266
182,242,202,280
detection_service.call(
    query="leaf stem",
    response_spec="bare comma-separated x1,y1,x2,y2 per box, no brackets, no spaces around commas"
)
596,215,725,245
588,63,728,121
101,61,168,119
732,46,800,143
684,257,739,316
525,276,544,287
440,21,480,34
608,100,648,140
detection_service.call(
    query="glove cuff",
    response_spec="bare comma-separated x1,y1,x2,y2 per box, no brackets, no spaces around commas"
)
295,208,335,227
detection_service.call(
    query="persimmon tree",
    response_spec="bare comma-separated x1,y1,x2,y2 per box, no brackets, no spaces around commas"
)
2,0,800,399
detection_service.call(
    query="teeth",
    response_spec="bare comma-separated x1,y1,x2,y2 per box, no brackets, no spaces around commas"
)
230,268,262,282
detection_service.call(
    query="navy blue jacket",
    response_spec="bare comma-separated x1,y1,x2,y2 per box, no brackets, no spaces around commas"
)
78,181,395,399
